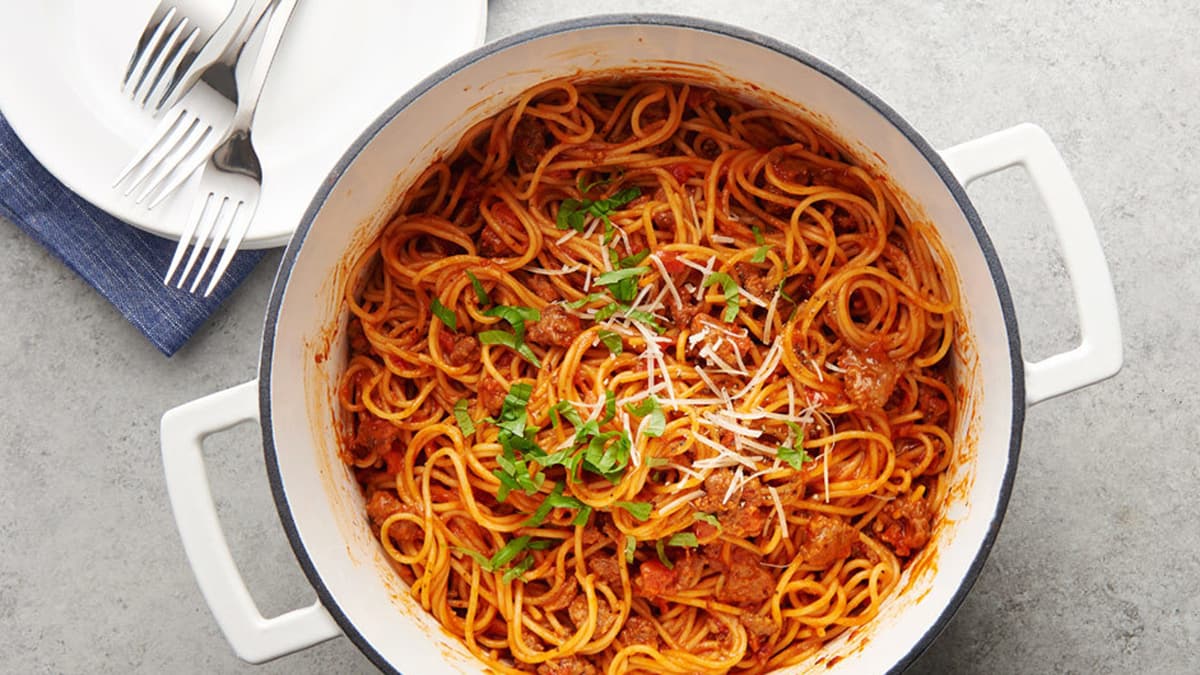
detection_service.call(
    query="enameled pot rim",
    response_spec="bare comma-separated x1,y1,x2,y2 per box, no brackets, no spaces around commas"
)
258,13,1026,674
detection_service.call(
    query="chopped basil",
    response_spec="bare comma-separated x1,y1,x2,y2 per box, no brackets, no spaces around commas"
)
571,505,593,527
594,266,650,287
619,249,651,268
488,382,546,501
625,535,637,564
602,390,617,423
624,395,666,438
502,555,536,583
751,245,770,263
751,226,765,245
522,482,587,527
466,270,490,306
702,271,741,323
556,187,642,236
778,421,811,469
577,169,623,194
484,304,540,328
453,399,475,436
566,293,606,309
454,533,544,578
668,532,699,548
692,512,722,529
615,501,653,521
478,305,542,367
597,329,623,355
655,539,672,569
646,457,669,468
431,297,457,331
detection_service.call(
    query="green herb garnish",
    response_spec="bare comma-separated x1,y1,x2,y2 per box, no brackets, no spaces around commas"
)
431,297,456,331
453,399,475,436
624,395,666,438
667,532,699,548
556,187,642,242
692,512,722,529
777,421,811,469
597,329,623,355
466,270,490,306
615,501,653,521
702,271,741,322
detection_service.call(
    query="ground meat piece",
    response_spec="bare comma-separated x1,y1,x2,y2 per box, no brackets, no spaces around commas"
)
716,549,774,605
796,513,858,568
652,205,676,229
588,556,621,587
633,559,677,599
760,182,795,217
665,290,702,329
435,331,480,367
739,612,779,639
697,136,721,160
347,318,369,353
512,117,548,173
838,346,908,411
734,262,771,299
355,416,401,455
875,495,933,557
477,226,512,257
814,166,859,192
688,315,754,369
769,154,811,185
620,615,660,649
524,273,560,302
365,491,421,544
568,594,616,635
917,386,950,426
537,657,598,675
478,376,507,416
527,304,583,348
694,470,773,537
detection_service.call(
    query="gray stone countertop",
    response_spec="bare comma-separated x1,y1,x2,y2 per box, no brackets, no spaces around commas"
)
2,1,1196,673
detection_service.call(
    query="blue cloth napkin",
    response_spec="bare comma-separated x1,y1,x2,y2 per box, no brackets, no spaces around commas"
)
0,114,271,356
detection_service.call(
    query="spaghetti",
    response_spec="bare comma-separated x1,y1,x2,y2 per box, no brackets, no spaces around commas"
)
338,77,959,674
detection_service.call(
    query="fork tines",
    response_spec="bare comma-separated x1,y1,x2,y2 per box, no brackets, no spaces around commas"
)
123,4,202,109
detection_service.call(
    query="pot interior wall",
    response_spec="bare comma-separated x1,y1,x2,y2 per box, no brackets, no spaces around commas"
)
265,19,1017,674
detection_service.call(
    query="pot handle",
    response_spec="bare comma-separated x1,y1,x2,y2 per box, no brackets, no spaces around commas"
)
940,123,1123,406
160,380,342,663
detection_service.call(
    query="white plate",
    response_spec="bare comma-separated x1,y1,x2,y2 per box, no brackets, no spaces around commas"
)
0,0,487,248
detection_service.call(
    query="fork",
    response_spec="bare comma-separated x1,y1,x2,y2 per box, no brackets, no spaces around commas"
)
163,0,298,296
122,0,250,111
113,0,268,208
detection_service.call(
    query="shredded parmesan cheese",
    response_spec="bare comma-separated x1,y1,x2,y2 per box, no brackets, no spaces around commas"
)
767,486,789,538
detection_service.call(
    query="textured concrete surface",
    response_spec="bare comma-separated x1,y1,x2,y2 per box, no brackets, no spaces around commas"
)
1,0,1196,673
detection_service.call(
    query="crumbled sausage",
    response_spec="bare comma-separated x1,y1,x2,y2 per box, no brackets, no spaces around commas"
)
875,495,933,557
694,469,772,538
716,548,774,605
477,226,512,257
568,594,616,635
437,331,480,367
527,304,583,348
512,117,548,173
838,346,908,411
588,556,621,587
734,262,771,299
537,657,598,675
478,376,507,417
620,615,660,649
355,416,401,455
365,491,421,544
633,559,677,599
796,513,858,568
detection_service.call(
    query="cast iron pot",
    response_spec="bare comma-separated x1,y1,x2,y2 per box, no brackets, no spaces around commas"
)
161,15,1122,674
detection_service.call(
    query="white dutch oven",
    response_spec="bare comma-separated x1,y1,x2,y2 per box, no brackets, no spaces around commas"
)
161,15,1123,673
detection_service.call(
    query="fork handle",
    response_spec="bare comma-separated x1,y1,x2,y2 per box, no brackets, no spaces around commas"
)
230,0,299,130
